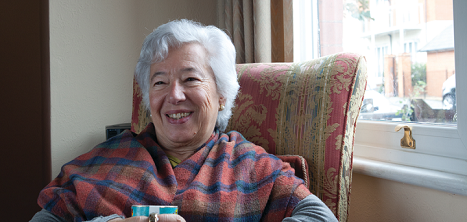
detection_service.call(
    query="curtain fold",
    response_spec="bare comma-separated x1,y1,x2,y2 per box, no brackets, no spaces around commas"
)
220,0,293,63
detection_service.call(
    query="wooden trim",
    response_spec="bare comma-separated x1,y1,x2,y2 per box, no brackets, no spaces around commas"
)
41,0,51,184
0,0,50,220
271,0,293,62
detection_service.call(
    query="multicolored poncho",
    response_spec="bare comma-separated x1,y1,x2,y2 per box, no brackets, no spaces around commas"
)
38,123,311,221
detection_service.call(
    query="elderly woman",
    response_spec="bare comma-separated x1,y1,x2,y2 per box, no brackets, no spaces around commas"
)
31,20,337,222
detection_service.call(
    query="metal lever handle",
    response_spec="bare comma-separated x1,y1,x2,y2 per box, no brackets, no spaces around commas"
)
395,125,416,149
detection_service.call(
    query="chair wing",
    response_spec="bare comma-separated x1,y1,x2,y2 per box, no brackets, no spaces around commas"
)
225,52,367,221
131,77,151,134
131,52,367,222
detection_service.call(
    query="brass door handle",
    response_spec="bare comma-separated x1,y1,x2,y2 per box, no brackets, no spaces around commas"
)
395,125,416,149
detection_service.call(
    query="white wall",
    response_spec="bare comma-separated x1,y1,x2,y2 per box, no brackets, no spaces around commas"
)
49,0,217,177
349,173,467,222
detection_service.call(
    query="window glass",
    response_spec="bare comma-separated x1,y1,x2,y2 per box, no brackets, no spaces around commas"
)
294,0,456,123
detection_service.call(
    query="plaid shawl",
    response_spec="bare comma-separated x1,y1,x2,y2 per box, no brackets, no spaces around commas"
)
38,123,310,222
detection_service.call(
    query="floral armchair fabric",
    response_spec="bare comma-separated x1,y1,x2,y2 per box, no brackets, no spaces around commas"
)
131,52,367,221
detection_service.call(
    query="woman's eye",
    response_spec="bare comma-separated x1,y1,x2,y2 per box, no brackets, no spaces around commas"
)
186,77,198,82
153,81,165,86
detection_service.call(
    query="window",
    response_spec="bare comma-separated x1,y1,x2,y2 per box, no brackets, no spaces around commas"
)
293,0,467,195
293,0,319,62
376,45,388,77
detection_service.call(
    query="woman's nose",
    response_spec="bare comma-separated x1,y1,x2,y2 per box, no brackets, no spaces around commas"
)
168,81,186,104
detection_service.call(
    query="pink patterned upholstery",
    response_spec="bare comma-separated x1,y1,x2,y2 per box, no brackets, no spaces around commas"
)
131,52,367,221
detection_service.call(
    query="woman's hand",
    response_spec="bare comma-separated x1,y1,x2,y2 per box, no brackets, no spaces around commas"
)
158,214,186,222
109,217,148,222
109,214,186,222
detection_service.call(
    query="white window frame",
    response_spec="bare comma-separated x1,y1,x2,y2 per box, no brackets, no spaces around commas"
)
293,0,319,62
353,0,467,196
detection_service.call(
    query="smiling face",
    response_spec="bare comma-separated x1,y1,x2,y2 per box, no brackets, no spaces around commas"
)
148,43,224,157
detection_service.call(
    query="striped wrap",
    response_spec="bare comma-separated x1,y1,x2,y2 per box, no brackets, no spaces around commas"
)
38,123,310,221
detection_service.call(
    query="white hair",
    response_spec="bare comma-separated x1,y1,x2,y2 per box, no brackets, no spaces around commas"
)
134,19,239,132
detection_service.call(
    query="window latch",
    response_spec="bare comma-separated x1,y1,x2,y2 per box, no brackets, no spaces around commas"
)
395,125,416,149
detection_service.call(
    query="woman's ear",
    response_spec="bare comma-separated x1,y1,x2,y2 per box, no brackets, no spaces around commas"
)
219,97,226,106
218,97,226,111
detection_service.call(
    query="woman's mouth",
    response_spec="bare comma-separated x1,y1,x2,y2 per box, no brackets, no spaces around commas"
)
167,112,191,120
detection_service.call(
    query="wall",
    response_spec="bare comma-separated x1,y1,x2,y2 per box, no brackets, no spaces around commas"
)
319,0,344,56
426,50,455,97
426,0,454,22
349,173,467,222
383,53,413,97
50,0,217,177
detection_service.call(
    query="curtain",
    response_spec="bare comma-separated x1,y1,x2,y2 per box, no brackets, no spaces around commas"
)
218,0,293,63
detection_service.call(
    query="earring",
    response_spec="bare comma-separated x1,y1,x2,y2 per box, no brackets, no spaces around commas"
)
219,104,225,111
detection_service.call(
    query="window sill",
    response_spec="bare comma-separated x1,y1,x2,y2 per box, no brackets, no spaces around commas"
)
353,156,467,196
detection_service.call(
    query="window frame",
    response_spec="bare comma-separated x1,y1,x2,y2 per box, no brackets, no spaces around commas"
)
293,0,319,62
353,0,467,196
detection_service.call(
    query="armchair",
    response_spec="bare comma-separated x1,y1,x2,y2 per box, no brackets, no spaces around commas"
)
131,52,367,221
